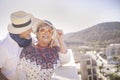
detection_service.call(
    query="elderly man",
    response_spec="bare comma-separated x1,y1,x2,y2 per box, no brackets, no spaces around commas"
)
0,11,40,80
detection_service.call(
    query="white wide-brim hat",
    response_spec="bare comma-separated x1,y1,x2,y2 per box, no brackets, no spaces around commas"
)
8,11,41,34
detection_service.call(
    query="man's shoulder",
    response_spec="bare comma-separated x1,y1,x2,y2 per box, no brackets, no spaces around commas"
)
0,38,7,47
0,36,11,46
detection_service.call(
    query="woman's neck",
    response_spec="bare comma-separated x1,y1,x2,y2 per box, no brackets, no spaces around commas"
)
37,42,49,48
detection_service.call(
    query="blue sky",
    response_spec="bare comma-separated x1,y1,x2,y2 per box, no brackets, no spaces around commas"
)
0,0,120,40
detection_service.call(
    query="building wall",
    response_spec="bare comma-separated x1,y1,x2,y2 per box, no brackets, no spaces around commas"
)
106,44,120,65
80,54,98,80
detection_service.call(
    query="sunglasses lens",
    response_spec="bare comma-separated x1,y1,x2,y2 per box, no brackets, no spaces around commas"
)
40,29,45,33
48,30,52,34
39,29,53,34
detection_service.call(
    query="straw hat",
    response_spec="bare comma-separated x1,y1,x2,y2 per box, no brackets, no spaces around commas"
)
8,11,39,34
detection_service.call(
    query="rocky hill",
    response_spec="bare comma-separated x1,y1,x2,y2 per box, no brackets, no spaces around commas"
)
64,22,120,48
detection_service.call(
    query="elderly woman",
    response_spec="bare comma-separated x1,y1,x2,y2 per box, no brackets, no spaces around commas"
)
16,20,72,80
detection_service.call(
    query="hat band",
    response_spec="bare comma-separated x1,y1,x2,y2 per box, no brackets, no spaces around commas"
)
12,20,31,28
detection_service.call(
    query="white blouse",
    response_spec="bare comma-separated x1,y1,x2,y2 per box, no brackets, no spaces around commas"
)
16,45,71,80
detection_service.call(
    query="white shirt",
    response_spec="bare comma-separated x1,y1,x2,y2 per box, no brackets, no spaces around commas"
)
0,34,23,80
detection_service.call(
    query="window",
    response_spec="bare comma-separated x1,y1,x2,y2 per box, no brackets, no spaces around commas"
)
93,75,97,80
87,60,91,65
88,76,92,80
87,69,91,75
93,68,96,74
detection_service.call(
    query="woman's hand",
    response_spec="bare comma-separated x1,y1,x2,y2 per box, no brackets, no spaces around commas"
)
56,29,67,53
56,29,64,43
50,29,63,47
50,29,67,53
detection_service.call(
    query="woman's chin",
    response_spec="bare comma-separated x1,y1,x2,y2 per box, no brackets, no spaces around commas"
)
43,40,50,44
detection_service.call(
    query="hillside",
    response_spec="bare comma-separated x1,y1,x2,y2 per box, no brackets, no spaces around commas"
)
64,22,120,48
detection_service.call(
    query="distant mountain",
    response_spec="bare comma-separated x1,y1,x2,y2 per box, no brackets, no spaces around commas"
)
64,22,120,48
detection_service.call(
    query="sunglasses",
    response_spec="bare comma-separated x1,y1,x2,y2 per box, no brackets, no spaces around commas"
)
39,28,53,34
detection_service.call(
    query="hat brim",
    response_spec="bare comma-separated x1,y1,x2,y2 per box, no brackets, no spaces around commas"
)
8,17,41,34
31,18,43,33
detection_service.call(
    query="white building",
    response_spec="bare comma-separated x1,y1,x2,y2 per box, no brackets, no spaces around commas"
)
106,44,120,65
80,54,98,80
